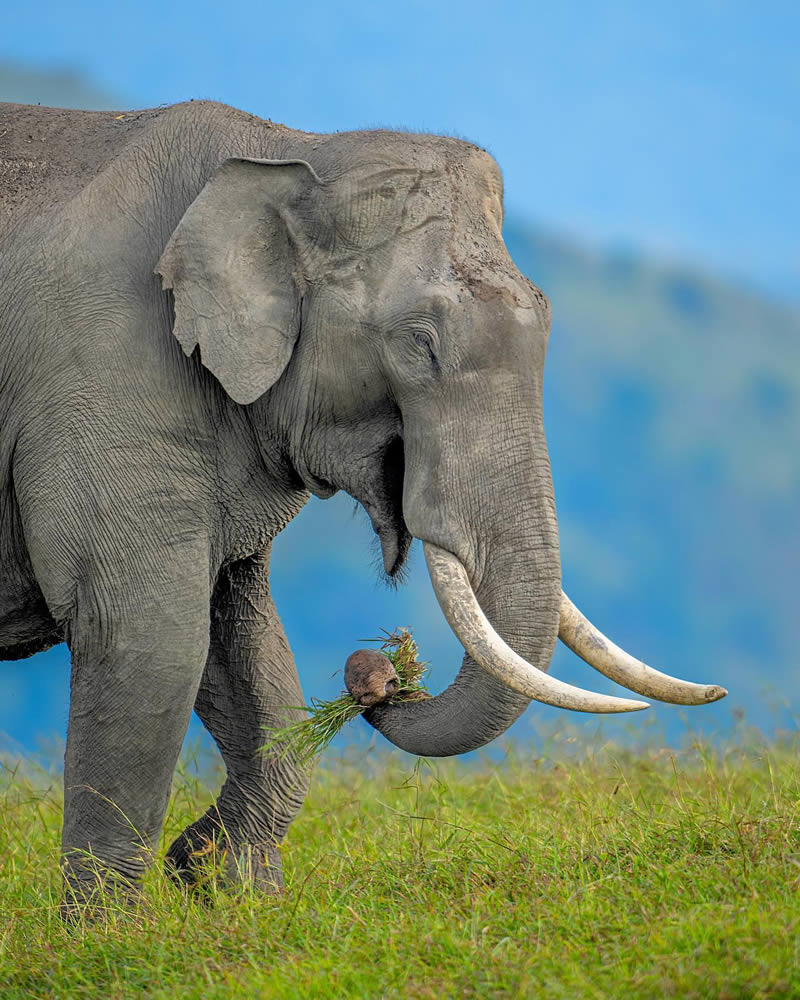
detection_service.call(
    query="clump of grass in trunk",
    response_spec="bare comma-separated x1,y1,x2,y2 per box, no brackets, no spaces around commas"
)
262,628,428,767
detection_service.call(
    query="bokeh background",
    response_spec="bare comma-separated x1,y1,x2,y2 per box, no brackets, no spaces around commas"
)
1,1,798,758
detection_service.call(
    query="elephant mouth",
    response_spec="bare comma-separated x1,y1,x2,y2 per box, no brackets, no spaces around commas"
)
360,434,411,579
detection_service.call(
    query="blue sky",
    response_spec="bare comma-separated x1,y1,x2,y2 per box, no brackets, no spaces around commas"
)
3,0,798,301
1,1,797,753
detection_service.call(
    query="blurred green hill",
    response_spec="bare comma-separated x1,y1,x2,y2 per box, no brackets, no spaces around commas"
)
504,222,799,710
1,64,797,747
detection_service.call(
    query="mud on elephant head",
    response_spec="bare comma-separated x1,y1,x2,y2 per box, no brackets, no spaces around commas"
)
156,131,726,756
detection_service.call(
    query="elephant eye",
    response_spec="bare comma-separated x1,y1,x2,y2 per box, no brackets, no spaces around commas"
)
412,331,440,373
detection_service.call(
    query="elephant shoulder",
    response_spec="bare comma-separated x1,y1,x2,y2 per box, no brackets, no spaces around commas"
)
0,100,294,239
0,102,178,232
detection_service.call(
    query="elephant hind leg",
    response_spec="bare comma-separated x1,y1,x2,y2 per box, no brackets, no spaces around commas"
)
166,549,309,893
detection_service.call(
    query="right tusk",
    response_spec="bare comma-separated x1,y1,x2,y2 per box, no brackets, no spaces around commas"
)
559,592,728,705
424,543,649,714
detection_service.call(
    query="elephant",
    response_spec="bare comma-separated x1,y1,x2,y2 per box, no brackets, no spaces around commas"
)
0,100,726,910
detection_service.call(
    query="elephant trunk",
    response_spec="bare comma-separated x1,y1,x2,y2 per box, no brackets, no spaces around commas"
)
363,545,559,756
362,415,645,756
362,547,648,757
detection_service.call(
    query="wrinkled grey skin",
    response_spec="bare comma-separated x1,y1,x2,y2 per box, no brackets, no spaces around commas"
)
0,101,557,905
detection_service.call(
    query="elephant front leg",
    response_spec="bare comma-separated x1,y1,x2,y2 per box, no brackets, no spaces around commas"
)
166,549,309,893
61,554,211,915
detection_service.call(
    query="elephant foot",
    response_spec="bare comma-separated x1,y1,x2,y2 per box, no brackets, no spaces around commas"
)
166,811,284,897
60,860,145,924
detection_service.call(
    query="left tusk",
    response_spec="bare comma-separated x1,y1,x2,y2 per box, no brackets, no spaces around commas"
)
424,544,650,714
559,592,727,705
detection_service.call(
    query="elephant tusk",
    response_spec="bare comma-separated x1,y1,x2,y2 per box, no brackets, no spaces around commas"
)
558,592,728,705
423,543,649,714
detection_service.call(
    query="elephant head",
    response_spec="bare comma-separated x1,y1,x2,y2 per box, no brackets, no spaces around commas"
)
156,132,726,757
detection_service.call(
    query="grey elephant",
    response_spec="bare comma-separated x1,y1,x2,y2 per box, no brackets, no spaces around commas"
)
0,100,726,909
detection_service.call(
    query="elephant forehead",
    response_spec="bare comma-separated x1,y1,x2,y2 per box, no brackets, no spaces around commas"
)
416,147,504,240
404,151,513,285
311,133,545,314
319,128,501,188
315,131,504,240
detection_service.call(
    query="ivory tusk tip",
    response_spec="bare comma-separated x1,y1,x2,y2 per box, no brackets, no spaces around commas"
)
559,592,730,707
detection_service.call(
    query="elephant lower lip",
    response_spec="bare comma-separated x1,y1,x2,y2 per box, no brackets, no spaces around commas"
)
374,516,411,578
366,433,409,578
353,487,410,578
379,529,400,575
381,527,411,577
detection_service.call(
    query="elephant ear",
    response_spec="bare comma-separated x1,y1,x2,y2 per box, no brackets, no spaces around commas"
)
156,158,322,405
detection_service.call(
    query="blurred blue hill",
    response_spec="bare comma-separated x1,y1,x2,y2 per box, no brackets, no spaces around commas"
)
505,223,799,719
0,61,123,110
1,65,797,754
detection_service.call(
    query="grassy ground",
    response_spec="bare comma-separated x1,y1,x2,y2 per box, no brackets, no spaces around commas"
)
0,730,798,999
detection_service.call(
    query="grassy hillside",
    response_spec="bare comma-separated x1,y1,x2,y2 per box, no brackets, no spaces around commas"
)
1,734,798,997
